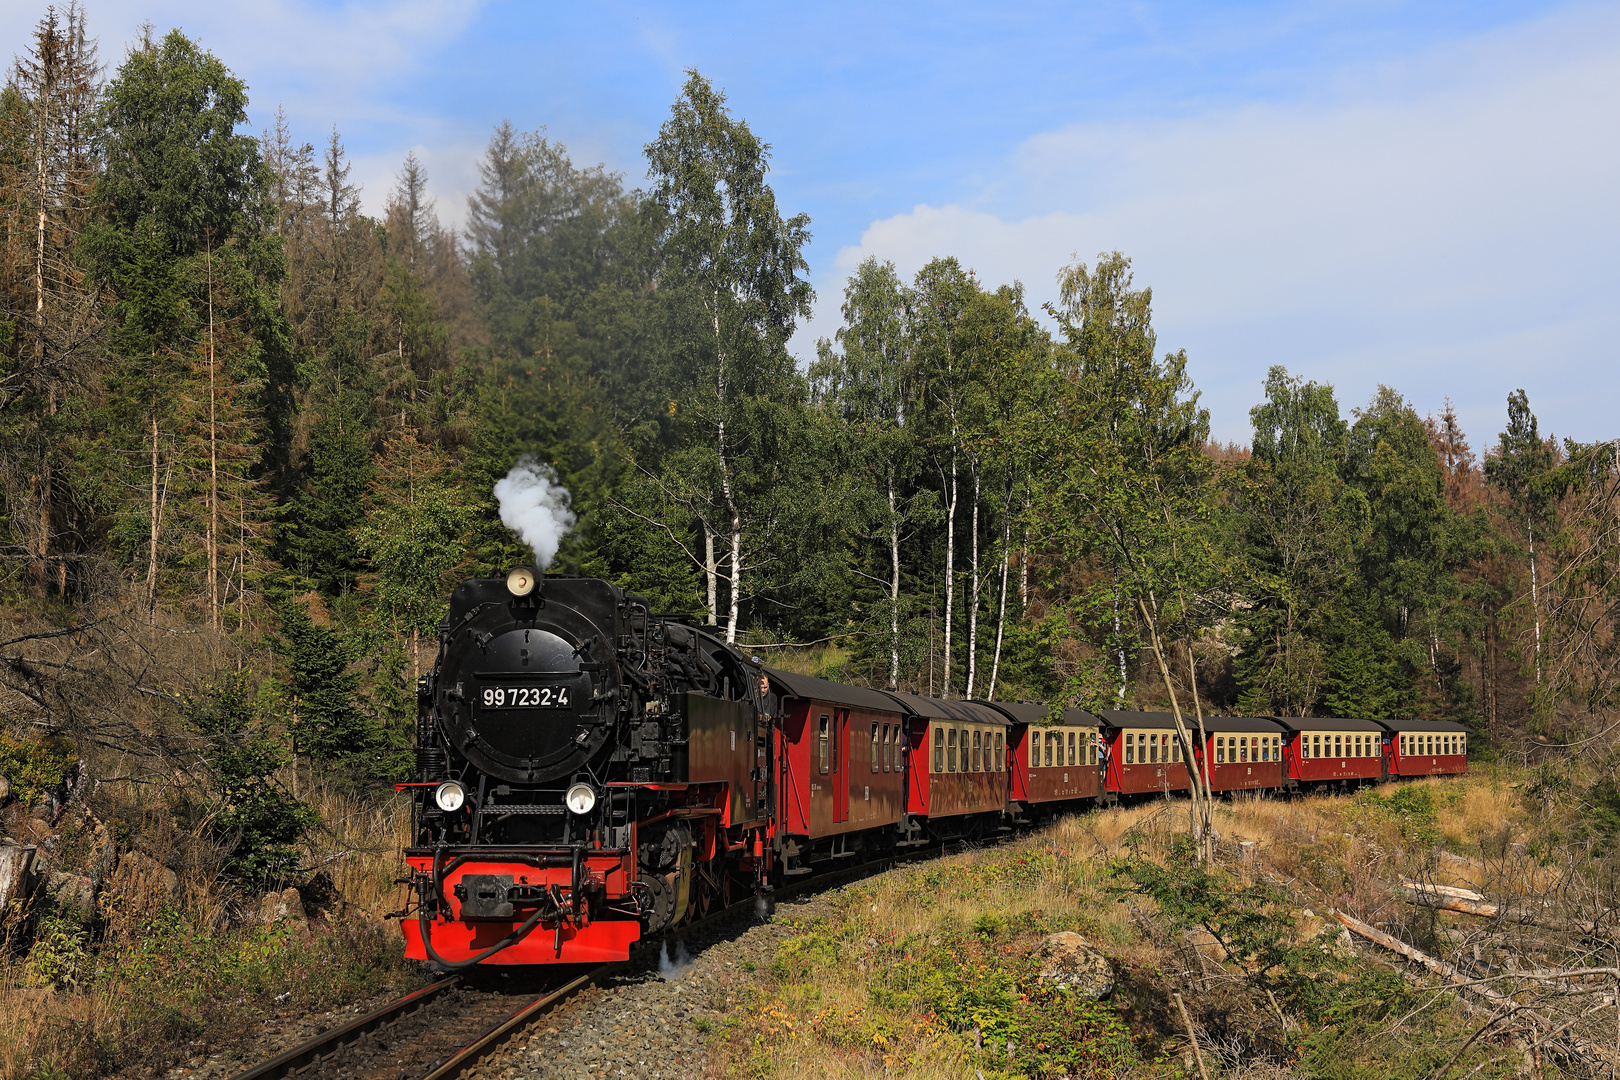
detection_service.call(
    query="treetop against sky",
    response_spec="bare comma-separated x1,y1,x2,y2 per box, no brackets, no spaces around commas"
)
1,0,1613,446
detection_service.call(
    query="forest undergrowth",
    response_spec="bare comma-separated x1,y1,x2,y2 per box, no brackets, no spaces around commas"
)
0,772,419,1080
714,771,1620,1080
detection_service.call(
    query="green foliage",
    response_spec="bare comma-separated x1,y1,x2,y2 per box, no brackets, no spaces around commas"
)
25,913,90,987
773,919,1138,1080
1111,836,1412,1027
0,733,76,806
187,674,316,887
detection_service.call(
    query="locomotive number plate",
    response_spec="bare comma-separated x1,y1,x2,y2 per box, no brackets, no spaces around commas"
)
479,684,572,709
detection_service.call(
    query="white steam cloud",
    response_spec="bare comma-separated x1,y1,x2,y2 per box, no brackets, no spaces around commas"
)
493,456,576,570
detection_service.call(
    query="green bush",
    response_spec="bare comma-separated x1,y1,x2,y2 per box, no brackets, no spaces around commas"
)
0,734,77,806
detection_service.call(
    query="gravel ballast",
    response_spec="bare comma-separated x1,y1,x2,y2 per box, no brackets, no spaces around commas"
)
476,889,841,1080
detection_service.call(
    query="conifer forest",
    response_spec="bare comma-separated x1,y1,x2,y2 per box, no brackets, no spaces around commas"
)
0,4,1617,1077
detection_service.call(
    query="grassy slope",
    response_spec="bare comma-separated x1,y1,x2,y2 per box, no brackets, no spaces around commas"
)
715,771,1601,1080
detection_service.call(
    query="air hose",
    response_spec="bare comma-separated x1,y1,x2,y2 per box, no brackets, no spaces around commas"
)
414,843,547,971
415,879,547,971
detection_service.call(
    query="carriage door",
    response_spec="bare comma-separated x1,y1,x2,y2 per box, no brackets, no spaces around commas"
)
832,708,851,823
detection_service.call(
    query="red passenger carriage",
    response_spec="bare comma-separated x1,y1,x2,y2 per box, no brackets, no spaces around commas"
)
764,668,907,875
982,703,1102,813
1381,719,1469,777
1275,716,1385,790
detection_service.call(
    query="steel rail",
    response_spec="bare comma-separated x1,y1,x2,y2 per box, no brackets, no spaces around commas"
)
225,975,461,1080
223,846,923,1080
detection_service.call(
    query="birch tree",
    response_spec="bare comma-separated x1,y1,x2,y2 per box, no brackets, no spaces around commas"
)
812,257,920,688
912,257,977,694
1038,252,1222,854
644,70,812,643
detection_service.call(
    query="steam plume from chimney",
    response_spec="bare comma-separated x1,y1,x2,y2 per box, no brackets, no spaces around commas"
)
493,456,576,570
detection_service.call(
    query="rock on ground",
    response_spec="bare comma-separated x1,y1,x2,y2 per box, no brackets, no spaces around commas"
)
1037,930,1116,998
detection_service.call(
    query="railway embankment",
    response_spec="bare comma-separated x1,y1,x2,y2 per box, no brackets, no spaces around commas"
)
479,769,1612,1080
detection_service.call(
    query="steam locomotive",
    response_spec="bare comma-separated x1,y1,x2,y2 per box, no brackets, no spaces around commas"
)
399,569,1468,969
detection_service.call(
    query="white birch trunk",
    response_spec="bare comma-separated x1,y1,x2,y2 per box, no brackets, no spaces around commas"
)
943,450,958,696
1528,518,1541,684
704,526,718,625
966,463,981,698
727,511,741,644
888,474,901,690
988,491,1012,699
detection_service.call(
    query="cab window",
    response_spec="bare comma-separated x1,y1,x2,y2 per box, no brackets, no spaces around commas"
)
818,715,830,774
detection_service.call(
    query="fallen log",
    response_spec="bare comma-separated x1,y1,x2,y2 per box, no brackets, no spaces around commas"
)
1334,909,1613,1070
1332,910,1509,1006
1403,883,1503,919
1405,881,1487,903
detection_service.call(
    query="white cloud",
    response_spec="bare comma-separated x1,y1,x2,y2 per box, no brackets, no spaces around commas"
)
809,4,1620,446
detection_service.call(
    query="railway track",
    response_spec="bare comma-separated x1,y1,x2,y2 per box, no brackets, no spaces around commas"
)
223,856,904,1080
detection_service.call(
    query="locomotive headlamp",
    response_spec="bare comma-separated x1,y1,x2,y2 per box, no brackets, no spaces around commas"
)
506,566,539,597
434,780,466,813
565,782,597,815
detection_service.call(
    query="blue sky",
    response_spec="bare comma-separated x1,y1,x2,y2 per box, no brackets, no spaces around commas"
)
3,0,1616,448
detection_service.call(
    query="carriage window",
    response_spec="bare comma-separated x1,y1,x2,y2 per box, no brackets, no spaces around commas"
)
1066,731,1075,765
934,727,944,772
1260,738,1269,762
818,715,830,774
947,729,958,772
995,731,1004,770
1090,738,1098,765
1238,738,1247,763
1125,733,1135,764
880,724,889,772
1273,737,1280,760
1215,737,1225,764
1460,734,1466,755
1148,735,1158,764
871,724,880,773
